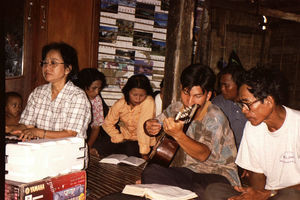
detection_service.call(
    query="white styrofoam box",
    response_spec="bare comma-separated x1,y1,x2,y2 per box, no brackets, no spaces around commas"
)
5,137,86,183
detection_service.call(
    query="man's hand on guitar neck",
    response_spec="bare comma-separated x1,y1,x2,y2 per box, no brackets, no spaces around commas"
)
144,119,162,136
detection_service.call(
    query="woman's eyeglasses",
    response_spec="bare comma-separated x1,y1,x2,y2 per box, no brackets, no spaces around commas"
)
40,60,65,68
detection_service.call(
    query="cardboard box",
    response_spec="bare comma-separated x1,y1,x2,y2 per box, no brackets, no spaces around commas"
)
5,170,86,200
6,137,86,183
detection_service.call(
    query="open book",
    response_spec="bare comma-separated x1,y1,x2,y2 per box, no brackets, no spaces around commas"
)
122,184,198,200
99,154,145,167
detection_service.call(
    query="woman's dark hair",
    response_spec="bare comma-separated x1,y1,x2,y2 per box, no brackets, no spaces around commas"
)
122,74,153,104
5,92,22,106
241,66,288,105
76,68,107,90
218,63,245,89
41,42,79,82
180,64,216,93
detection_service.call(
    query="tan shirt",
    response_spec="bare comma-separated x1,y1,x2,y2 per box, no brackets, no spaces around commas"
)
102,96,156,154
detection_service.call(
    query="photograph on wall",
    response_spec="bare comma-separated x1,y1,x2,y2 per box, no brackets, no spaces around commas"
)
105,61,126,70
134,59,153,76
118,0,136,7
101,0,118,13
135,3,155,20
133,31,153,48
151,40,166,56
99,0,168,106
154,13,168,28
115,56,135,65
161,0,169,11
116,49,135,60
99,26,118,43
117,19,134,37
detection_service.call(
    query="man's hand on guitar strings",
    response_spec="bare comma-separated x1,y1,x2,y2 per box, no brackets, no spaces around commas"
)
145,119,162,136
163,117,185,140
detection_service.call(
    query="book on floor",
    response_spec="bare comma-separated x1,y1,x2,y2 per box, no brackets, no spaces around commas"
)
99,154,145,167
122,184,198,200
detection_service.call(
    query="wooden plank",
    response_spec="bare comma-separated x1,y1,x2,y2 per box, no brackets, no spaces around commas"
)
259,7,300,23
163,0,196,108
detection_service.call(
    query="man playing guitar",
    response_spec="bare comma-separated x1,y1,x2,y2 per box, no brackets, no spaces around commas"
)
142,64,241,199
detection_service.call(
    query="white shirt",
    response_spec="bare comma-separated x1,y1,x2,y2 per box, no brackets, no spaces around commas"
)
236,106,300,190
155,93,162,116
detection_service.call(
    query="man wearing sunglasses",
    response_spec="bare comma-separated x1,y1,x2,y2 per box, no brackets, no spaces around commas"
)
204,67,300,200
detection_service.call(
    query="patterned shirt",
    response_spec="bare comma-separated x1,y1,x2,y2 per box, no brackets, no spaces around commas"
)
90,95,104,127
102,96,156,154
157,101,241,186
20,81,91,138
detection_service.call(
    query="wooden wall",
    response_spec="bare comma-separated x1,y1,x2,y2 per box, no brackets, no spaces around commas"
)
208,8,266,72
196,5,300,109
268,20,300,109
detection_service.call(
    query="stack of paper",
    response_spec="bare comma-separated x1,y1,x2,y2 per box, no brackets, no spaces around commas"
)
5,137,86,183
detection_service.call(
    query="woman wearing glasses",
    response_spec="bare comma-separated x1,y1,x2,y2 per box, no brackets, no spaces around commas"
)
6,42,91,140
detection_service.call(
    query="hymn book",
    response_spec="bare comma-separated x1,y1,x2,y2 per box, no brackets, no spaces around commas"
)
99,154,145,167
122,184,198,200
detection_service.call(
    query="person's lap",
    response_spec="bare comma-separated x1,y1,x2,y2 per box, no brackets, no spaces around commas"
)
94,131,140,157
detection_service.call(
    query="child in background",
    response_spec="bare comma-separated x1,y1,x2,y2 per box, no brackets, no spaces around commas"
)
76,68,108,157
5,92,22,126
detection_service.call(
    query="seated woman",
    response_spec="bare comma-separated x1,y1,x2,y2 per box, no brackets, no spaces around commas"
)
6,42,91,140
101,74,156,159
76,68,109,157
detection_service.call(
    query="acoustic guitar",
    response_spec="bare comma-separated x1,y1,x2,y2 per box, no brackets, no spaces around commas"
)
148,104,199,167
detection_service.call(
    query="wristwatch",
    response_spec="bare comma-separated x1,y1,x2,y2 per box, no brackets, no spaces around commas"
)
269,190,278,197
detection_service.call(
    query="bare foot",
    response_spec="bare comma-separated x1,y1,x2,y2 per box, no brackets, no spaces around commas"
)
135,179,141,184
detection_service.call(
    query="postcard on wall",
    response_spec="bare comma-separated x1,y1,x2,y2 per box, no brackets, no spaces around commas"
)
154,13,168,28
116,49,135,59
134,60,153,76
118,0,136,8
135,3,155,20
101,0,118,13
99,26,118,43
133,31,153,48
117,19,134,37
151,40,166,56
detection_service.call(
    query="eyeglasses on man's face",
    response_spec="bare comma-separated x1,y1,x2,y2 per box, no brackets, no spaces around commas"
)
40,60,65,68
237,99,262,111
